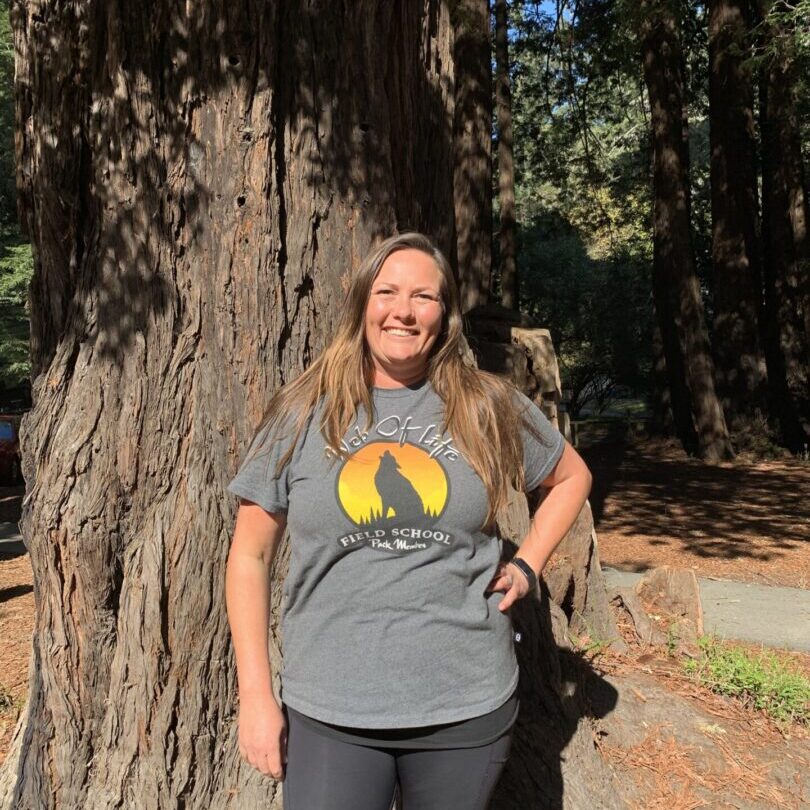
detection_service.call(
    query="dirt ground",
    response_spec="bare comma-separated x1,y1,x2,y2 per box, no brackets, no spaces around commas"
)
581,436,810,589
1,439,809,804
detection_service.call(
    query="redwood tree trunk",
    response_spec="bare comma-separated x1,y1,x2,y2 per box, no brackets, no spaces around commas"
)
494,0,518,310
3,1,622,807
639,0,734,461
6,2,456,806
708,0,768,422
452,0,493,312
757,2,810,450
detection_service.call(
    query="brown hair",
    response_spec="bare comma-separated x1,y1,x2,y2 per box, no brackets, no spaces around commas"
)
254,232,546,527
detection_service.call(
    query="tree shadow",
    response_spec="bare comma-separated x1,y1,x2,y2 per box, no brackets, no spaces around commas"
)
581,437,809,562
492,586,620,809
0,582,32,602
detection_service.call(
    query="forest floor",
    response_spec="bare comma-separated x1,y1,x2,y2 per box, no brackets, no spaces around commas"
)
580,433,810,589
1,438,809,806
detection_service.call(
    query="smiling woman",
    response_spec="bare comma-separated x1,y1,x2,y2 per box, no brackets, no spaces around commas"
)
364,248,445,388
225,232,591,810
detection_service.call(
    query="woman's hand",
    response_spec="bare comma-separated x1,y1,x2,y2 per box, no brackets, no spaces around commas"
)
238,694,287,780
487,561,533,612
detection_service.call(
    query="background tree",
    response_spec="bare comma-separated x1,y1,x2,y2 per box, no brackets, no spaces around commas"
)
510,2,656,420
452,0,493,311
639,0,733,460
756,0,810,450
708,0,769,422
494,0,519,309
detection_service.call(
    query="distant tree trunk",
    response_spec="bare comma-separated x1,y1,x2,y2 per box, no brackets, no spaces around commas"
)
757,2,810,450
494,0,518,310
639,0,734,461
708,0,769,422
452,0,493,312
651,278,699,451
2,2,623,808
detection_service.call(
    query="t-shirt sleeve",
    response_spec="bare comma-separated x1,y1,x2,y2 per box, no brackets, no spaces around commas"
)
227,422,295,514
517,393,566,491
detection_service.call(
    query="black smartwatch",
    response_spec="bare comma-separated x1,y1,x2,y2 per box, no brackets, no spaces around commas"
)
508,557,538,591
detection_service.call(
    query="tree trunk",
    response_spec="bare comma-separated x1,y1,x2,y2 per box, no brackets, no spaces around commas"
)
6,2,456,806
757,2,810,451
494,0,518,310
4,1,622,807
708,0,769,422
451,0,493,312
639,0,734,461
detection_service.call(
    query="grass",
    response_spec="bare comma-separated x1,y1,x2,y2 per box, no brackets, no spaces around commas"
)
684,636,810,726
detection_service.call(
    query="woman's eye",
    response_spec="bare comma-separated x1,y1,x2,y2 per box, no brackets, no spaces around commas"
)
416,294,438,302
375,288,395,296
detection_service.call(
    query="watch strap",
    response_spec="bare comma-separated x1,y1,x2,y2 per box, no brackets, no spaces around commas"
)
509,557,538,591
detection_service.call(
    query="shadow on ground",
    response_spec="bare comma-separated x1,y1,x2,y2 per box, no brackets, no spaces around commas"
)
580,433,809,564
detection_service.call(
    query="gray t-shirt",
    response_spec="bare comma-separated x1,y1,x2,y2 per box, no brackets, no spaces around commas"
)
228,380,564,728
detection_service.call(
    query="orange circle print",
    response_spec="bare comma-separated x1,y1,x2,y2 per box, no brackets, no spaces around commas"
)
337,441,449,525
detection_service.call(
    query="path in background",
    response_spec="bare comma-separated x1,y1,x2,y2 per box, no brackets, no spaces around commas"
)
581,436,810,589
604,566,810,652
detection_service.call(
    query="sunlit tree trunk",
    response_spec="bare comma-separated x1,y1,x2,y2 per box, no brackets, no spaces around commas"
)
639,0,733,460
708,0,768,422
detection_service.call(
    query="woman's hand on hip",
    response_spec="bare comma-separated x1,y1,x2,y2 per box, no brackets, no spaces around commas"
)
488,561,532,612
238,695,287,780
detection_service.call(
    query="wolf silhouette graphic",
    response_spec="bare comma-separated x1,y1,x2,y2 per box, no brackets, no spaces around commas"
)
374,450,425,520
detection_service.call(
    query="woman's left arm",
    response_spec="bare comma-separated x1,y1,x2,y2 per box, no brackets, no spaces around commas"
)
490,440,592,612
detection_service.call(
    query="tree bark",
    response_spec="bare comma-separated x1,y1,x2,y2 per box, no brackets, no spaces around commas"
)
451,0,493,312
4,1,622,807
639,0,734,461
708,0,769,422
6,2,456,807
756,1,810,450
494,0,518,310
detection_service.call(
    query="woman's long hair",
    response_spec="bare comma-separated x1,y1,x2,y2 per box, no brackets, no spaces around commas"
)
255,232,541,527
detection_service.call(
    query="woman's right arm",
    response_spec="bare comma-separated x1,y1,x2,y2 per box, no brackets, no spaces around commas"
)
225,499,287,780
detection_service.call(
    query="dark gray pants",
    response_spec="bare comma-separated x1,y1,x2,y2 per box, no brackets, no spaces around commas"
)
283,710,512,810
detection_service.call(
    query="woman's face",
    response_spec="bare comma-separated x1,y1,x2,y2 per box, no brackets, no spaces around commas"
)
364,249,445,387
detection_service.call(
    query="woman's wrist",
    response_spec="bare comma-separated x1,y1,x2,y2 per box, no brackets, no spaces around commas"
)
508,557,538,591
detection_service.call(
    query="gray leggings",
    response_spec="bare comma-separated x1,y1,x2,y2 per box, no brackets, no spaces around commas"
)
283,710,512,810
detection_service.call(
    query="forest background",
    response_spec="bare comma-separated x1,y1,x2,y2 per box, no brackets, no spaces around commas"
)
0,0,806,456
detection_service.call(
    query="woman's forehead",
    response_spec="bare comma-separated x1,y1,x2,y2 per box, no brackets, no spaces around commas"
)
375,249,443,287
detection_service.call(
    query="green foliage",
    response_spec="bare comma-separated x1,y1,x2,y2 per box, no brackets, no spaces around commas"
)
0,0,31,389
510,2,654,413
684,637,810,726
0,0,16,225
0,225,32,387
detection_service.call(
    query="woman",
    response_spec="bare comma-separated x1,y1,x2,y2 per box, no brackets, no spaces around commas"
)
225,232,591,810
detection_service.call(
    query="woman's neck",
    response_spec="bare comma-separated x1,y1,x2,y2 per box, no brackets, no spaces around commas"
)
370,365,428,389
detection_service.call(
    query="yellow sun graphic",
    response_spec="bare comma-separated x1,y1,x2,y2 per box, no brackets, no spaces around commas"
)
337,441,449,525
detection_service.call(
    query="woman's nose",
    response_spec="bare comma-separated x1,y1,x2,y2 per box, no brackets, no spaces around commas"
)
391,293,415,319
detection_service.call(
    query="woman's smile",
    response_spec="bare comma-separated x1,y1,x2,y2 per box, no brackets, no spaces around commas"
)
364,248,444,387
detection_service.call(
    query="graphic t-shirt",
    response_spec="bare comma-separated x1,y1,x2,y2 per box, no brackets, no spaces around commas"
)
227,380,565,728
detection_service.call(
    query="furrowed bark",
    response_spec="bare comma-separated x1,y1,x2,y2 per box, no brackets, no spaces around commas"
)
8,2,454,807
